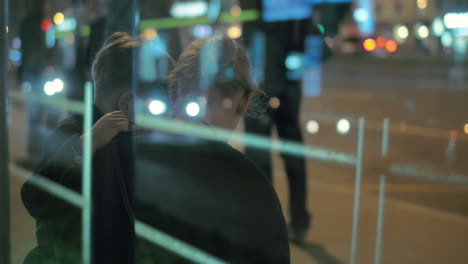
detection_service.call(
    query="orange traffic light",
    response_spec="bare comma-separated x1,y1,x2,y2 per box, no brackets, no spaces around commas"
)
386,40,398,53
376,37,387,48
363,38,376,52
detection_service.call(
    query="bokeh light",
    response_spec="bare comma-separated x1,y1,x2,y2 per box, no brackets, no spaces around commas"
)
44,82,55,96
386,40,398,53
306,120,320,134
376,37,387,48
417,0,427,10
186,102,201,117
353,8,369,23
432,18,445,37
227,25,242,39
395,25,409,41
285,53,303,71
444,12,468,29
170,1,208,18
464,124,468,135
149,100,167,116
441,32,454,47
363,38,376,52
143,28,157,40
52,78,64,93
416,24,430,39
43,78,64,96
9,50,21,63
336,119,351,135
269,97,281,109
53,12,65,25
317,24,325,35
192,25,212,38
41,19,52,32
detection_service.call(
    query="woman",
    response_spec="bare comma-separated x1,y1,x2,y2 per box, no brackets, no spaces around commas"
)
135,36,290,263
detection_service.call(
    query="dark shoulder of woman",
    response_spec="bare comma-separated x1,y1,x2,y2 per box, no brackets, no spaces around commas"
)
219,143,269,179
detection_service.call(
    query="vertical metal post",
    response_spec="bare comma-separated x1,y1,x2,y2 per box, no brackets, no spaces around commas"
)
82,82,93,264
381,118,390,157
0,0,10,262
374,118,390,264
130,2,139,262
350,117,365,264
374,175,386,264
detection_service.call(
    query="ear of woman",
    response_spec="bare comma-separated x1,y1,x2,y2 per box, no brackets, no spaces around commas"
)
236,93,252,116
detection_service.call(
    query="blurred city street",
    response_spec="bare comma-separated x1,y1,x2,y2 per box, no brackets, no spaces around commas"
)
2,0,468,263
8,56,468,263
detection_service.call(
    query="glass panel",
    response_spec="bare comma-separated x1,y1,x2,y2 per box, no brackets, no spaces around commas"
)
5,0,468,264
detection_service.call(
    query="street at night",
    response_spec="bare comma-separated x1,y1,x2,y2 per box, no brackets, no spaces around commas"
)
2,0,468,264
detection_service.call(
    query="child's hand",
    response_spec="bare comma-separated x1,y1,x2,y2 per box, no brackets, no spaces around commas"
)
81,111,129,152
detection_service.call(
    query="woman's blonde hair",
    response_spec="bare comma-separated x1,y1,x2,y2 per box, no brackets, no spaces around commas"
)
169,35,264,116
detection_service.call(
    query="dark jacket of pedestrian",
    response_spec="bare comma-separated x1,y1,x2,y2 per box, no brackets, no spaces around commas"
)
135,132,290,263
21,108,135,264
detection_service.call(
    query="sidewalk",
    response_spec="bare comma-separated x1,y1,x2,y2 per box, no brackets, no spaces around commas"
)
10,174,35,264
11,170,468,264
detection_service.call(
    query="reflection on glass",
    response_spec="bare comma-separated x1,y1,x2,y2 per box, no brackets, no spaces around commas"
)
3,0,468,264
